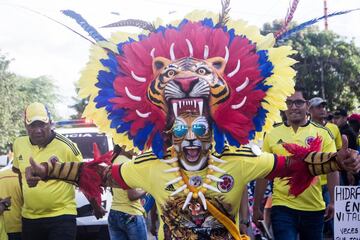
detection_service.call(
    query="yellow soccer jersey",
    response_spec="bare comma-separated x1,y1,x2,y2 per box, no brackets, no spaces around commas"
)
263,121,336,211
0,215,8,240
320,122,342,185
111,155,145,216
325,122,342,150
12,133,82,219
0,168,23,233
120,146,275,240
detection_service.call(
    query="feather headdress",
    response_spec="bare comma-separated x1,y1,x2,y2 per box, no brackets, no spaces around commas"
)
58,1,357,158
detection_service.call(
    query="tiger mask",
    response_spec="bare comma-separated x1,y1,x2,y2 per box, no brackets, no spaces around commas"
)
149,56,230,125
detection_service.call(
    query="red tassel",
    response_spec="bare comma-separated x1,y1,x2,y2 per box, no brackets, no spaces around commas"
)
78,143,113,205
282,136,322,196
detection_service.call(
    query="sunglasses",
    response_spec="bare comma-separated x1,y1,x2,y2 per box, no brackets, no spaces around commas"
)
285,99,306,108
173,123,207,138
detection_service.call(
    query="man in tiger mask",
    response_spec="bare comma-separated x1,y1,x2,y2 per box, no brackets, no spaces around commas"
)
25,2,360,240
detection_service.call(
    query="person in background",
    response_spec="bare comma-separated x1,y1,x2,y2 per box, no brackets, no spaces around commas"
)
12,102,83,240
253,86,339,240
309,97,342,149
333,109,358,185
0,167,23,240
0,197,11,240
108,145,148,240
308,97,341,238
348,113,360,151
239,187,250,236
347,113,360,185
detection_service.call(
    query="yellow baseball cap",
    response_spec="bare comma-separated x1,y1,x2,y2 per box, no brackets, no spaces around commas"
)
24,102,51,125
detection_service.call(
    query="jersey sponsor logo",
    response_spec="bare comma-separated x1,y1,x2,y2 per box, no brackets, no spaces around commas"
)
277,139,284,144
217,174,234,193
165,184,176,192
305,136,315,146
18,155,23,161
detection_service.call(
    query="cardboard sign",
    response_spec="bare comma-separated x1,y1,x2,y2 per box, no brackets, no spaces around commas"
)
334,186,360,240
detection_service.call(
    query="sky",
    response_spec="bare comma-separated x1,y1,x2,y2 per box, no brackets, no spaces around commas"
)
0,0,359,118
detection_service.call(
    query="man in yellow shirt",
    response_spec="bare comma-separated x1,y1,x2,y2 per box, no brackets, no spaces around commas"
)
0,167,23,240
254,87,339,240
12,102,82,240
0,197,11,240
309,97,342,149
108,145,147,240
308,97,342,237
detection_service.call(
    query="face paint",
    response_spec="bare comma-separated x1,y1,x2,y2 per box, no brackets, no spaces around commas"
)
172,113,211,171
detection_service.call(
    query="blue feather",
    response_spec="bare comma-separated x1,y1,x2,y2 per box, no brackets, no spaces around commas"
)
134,124,154,150
227,28,235,44
61,10,106,42
138,34,147,41
213,123,225,153
96,70,116,89
277,9,360,42
108,109,126,120
252,108,268,132
225,132,240,148
201,18,215,28
94,96,112,108
248,130,255,140
152,132,164,159
110,117,124,129
100,52,120,74
98,89,116,97
257,50,274,78
109,109,127,129
178,19,189,29
155,25,167,34
116,121,132,133
255,82,272,91
100,59,119,75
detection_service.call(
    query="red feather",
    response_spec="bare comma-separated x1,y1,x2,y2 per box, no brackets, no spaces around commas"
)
78,143,113,205
282,136,322,196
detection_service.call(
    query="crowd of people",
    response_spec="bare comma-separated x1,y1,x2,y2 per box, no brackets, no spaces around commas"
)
0,90,359,240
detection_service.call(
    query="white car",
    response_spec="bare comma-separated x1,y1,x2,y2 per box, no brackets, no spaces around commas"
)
56,123,113,240
0,155,9,168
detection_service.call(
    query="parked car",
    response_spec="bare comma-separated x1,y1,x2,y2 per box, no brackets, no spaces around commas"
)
0,155,9,168
55,119,113,240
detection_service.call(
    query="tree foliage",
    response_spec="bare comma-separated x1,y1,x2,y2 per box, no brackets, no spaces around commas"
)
69,95,88,119
0,52,59,153
263,21,360,111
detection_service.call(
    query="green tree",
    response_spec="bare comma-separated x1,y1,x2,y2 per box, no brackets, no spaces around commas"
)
69,96,88,119
0,52,59,153
262,22,360,111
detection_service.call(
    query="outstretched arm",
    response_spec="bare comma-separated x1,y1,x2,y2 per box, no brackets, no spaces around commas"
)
25,157,122,188
265,136,359,196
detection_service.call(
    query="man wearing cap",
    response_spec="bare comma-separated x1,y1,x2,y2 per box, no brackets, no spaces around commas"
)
333,109,358,185
309,97,342,150
12,102,82,240
308,96,341,238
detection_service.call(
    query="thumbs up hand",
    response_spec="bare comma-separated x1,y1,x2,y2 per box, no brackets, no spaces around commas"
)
25,157,47,187
336,135,360,174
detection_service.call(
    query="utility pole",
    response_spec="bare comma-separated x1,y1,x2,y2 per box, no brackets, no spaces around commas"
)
320,0,328,100
324,0,328,30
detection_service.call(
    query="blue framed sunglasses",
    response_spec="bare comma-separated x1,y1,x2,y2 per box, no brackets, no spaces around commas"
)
173,123,207,138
